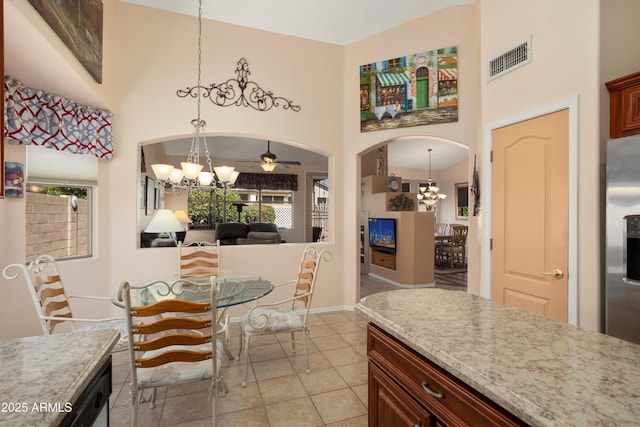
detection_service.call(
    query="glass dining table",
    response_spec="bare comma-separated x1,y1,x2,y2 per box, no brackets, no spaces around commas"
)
112,275,274,309
112,275,274,359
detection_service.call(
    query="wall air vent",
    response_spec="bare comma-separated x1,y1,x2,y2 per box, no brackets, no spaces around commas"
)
488,36,531,80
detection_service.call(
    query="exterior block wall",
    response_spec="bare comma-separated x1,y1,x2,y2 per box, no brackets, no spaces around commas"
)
25,193,89,261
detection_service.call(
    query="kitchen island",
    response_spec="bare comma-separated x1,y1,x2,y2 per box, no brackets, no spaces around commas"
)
0,329,119,426
355,288,640,426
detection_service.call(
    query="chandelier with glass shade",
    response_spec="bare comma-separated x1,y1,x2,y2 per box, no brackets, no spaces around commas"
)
151,0,238,194
417,148,447,207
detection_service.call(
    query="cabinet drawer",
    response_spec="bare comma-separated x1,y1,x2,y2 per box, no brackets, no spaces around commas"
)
371,250,396,270
367,324,525,427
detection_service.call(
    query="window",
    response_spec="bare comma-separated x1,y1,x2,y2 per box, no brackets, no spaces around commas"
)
25,183,93,262
387,57,403,70
187,187,294,229
25,146,96,262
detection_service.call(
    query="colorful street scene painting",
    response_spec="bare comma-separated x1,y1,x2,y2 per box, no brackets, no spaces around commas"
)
4,162,25,198
360,46,458,132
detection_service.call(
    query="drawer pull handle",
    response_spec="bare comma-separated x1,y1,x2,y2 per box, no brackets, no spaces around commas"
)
421,381,443,399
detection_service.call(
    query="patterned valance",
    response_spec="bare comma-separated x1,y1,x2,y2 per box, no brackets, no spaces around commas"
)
235,172,298,191
3,75,113,160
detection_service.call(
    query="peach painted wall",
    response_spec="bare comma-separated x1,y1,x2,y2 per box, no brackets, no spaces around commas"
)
106,2,344,322
344,5,480,303
479,0,604,330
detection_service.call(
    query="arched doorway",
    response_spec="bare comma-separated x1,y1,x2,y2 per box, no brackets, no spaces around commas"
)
358,136,469,298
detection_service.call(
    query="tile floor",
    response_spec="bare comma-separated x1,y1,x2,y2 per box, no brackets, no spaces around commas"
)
109,275,466,426
109,310,370,427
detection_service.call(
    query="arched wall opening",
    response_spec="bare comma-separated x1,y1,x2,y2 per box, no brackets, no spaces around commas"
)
357,135,469,298
137,133,331,247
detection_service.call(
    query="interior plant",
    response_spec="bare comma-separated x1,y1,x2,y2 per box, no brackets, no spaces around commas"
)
388,193,415,211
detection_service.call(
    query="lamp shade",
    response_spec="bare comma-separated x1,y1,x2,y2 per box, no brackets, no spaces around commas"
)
260,162,277,172
151,164,174,181
144,209,185,233
169,168,185,184
181,161,204,180
174,210,191,225
214,166,236,183
198,171,214,186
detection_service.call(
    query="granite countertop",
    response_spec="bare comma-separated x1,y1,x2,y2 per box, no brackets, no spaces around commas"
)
355,289,640,427
0,329,119,426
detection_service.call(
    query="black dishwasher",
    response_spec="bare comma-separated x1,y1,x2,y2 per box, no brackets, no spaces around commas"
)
60,354,112,427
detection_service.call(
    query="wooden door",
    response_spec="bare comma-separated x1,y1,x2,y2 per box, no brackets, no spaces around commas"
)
491,110,569,321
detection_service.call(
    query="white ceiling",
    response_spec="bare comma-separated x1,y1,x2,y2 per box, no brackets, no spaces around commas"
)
120,0,475,45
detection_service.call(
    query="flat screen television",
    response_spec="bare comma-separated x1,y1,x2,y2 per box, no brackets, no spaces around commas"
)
368,218,396,254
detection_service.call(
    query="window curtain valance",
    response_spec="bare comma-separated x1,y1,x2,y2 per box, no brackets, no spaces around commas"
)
235,172,298,191
3,75,113,159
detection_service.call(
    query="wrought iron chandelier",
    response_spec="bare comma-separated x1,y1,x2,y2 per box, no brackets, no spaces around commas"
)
417,148,447,206
151,0,238,195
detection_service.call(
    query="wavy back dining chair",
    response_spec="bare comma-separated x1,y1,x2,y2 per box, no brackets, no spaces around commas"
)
178,240,233,360
437,224,469,268
179,240,221,278
118,278,227,427
2,254,127,351
237,246,332,387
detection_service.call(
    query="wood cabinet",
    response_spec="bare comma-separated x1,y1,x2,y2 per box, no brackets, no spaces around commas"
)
367,324,526,427
371,249,396,270
606,71,640,138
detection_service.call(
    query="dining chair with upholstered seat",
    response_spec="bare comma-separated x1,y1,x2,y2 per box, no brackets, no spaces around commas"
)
118,278,226,427
436,224,469,268
237,246,331,387
2,254,128,351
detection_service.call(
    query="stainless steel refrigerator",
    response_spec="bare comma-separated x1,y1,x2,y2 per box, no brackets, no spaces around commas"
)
605,135,640,344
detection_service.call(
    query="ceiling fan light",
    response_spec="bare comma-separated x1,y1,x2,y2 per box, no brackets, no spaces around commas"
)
261,162,277,172
151,164,174,181
169,168,185,184
181,161,203,180
198,171,214,186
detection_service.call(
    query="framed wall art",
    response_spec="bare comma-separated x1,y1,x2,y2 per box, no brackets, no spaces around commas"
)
4,162,24,198
455,182,469,220
27,0,103,83
360,46,458,133
145,176,155,216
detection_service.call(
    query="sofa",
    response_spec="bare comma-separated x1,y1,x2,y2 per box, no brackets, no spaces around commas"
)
215,222,282,245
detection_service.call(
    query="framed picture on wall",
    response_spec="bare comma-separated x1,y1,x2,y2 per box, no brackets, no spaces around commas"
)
145,175,155,216
1,0,4,199
455,182,469,220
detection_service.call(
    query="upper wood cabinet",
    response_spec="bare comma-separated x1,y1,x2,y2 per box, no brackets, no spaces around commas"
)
606,71,640,138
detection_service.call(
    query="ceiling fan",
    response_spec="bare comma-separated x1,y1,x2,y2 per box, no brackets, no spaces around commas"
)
239,140,301,172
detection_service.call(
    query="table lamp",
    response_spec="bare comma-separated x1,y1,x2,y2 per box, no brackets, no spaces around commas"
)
144,209,184,247
174,209,191,243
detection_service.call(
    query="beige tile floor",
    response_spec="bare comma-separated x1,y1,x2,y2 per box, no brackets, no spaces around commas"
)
109,310,370,427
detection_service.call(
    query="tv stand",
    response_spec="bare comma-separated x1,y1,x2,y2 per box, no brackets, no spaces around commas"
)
371,248,396,270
